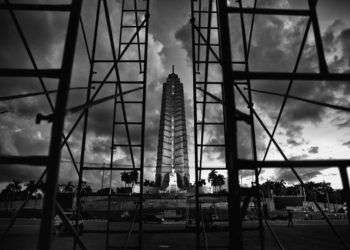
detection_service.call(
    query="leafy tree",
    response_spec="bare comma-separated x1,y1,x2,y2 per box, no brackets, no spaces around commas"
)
215,174,225,191
129,170,139,185
36,180,45,193
8,179,22,193
208,170,218,186
80,181,92,195
144,179,150,186
121,171,139,188
259,180,345,204
6,179,22,200
0,179,22,208
121,172,131,187
96,188,115,195
197,179,206,187
285,185,299,196
144,179,156,187
299,181,334,202
58,181,75,193
208,170,219,192
24,180,37,200
64,181,75,193
332,189,343,204
260,180,286,197
208,170,226,192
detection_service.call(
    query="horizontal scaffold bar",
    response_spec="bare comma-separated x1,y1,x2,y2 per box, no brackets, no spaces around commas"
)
0,68,61,78
0,155,48,166
238,159,350,169
227,7,310,16
231,71,350,81
0,3,71,11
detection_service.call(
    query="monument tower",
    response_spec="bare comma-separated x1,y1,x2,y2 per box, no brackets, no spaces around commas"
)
155,66,190,190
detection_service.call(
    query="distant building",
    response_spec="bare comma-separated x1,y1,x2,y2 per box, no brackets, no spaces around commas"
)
155,67,190,190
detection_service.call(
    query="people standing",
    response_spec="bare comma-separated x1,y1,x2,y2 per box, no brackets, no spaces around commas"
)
287,210,294,227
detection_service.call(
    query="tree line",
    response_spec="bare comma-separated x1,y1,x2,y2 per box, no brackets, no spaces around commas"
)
0,171,346,204
259,180,345,203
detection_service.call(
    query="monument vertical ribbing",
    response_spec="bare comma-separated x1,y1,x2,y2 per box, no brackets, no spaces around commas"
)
156,69,189,189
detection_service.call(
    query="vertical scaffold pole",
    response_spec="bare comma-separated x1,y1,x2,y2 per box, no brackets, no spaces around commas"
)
190,1,201,249
74,0,101,249
37,0,82,249
217,1,242,249
339,166,350,225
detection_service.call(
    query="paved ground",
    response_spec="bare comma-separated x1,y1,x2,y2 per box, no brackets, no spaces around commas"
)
1,219,349,249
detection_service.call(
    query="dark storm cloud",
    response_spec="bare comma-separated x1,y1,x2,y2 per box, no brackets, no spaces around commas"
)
248,16,304,72
287,139,303,147
342,141,350,148
340,28,350,64
0,0,167,184
274,154,322,183
276,168,322,183
247,15,347,128
91,139,111,155
308,146,319,154
173,0,350,186
283,99,325,124
280,122,305,147
174,21,191,59
336,118,350,128
0,4,90,184
86,102,114,136
0,9,66,70
175,2,350,139
0,4,68,116
150,0,189,44
1,0,350,187
0,163,43,183
0,115,51,182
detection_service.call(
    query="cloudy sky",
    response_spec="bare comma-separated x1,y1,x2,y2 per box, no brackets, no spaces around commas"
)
0,0,350,190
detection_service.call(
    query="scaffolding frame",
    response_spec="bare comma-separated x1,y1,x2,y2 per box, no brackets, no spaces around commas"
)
0,0,86,249
75,0,150,249
0,0,349,250
0,0,149,250
191,0,265,249
191,0,350,249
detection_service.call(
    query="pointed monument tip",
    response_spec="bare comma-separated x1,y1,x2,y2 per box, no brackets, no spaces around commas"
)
168,65,178,78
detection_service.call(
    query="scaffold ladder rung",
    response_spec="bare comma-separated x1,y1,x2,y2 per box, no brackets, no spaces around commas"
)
123,9,147,12
82,167,141,171
122,25,147,29
0,3,72,11
115,121,143,125
0,155,48,166
113,144,142,147
0,68,61,78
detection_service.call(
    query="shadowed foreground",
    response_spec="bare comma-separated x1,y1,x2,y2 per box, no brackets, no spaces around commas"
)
1,219,349,250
